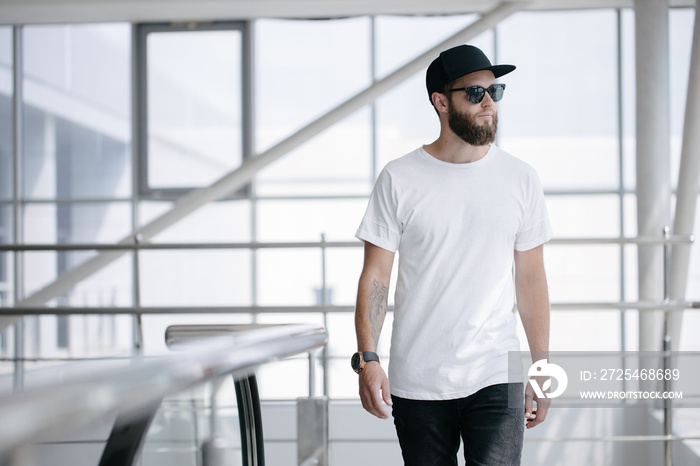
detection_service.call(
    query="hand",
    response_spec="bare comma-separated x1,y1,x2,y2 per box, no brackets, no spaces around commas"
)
524,379,550,429
358,362,392,419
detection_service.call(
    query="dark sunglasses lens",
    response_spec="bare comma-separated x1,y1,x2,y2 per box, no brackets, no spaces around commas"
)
465,86,485,104
488,84,505,102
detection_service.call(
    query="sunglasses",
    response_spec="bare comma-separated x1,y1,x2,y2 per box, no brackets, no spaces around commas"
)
446,83,506,104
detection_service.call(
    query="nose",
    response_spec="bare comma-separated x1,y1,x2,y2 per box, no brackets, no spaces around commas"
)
481,90,496,107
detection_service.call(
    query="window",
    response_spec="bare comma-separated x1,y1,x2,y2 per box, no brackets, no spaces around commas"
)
498,10,619,191
254,17,373,196
136,22,249,196
19,23,133,355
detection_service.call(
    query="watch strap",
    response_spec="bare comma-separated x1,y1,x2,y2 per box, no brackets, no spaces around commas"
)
361,351,380,364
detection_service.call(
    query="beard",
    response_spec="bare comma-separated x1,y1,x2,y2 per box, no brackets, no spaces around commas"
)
447,102,498,146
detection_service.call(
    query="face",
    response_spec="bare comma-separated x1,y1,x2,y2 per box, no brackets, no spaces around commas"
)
444,70,499,146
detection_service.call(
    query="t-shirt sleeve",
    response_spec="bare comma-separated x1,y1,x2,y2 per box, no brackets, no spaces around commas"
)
515,169,552,251
355,168,402,252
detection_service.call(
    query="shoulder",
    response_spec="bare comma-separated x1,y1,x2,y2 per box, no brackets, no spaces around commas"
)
376,147,425,183
490,145,542,182
383,147,424,172
491,145,532,171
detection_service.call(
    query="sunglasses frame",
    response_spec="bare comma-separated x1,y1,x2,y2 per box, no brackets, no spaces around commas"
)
445,83,506,104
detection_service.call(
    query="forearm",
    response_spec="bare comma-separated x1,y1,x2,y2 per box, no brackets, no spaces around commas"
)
355,272,390,352
515,248,552,428
354,243,394,420
514,246,550,361
517,273,550,360
354,242,394,352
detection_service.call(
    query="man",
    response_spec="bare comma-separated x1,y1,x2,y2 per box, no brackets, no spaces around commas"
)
351,44,552,465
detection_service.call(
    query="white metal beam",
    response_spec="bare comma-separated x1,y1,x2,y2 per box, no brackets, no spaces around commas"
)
1,1,527,330
0,0,696,25
635,0,672,352
668,7,700,350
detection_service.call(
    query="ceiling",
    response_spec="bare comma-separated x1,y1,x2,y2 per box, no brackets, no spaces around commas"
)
0,0,695,25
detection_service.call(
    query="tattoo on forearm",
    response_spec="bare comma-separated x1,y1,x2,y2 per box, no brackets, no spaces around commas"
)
369,278,389,347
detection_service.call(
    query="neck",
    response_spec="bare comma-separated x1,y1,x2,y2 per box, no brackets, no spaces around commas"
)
423,131,491,164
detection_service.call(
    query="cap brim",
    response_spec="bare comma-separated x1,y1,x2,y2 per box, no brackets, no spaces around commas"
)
480,64,516,78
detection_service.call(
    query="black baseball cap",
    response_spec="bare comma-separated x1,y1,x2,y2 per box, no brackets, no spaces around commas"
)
426,44,515,102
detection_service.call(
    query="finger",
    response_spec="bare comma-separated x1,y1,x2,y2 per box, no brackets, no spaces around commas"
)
525,408,539,428
526,404,549,429
361,393,384,419
371,387,389,419
526,410,542,429
382,378,393,407
534,402,549,424
359,377,388,419
523,393,533,419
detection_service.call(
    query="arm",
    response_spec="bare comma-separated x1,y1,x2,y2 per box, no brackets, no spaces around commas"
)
355,241,395,419
514,244,550,429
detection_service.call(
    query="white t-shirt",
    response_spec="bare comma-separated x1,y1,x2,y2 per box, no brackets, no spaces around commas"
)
356,145,552,400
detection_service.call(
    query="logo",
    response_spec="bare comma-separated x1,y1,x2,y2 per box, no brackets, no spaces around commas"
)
528,359,568,399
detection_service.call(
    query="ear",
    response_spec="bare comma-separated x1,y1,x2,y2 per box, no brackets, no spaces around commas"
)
431,91,449,114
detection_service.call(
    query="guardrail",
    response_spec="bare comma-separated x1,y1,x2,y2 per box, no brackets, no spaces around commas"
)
0,323,328,466
0,231,697,466
0,234,694,252
0,235,694,320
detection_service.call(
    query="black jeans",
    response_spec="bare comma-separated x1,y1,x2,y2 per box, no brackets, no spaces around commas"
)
391,383,524,466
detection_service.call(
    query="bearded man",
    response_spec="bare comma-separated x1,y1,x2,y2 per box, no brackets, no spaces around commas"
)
352,44,553,465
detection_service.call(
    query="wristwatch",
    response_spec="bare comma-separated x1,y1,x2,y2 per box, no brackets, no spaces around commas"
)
351,351,380,374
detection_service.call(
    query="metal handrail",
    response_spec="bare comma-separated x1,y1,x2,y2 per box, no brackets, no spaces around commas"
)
0,323,328,457
1,301,698,316
0,240,359,251
0,234,694,252
524,435,700,443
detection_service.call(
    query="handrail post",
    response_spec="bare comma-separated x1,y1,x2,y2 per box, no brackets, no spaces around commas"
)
319,233,329,396
12,320,23,393
297,395,328,466
300,346,328,465
662,226,673,466
309,350,317,398
202,379,219,466
202,377,238,466
132,234,143,352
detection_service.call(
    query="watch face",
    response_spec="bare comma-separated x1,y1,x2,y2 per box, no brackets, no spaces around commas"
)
351,352,362,371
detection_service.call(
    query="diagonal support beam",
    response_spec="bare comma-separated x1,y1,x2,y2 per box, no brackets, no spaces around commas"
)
668,7,700,350
635,0,672,352
2,2,526,329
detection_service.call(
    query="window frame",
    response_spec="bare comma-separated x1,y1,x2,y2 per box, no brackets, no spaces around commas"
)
135,21,252,200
